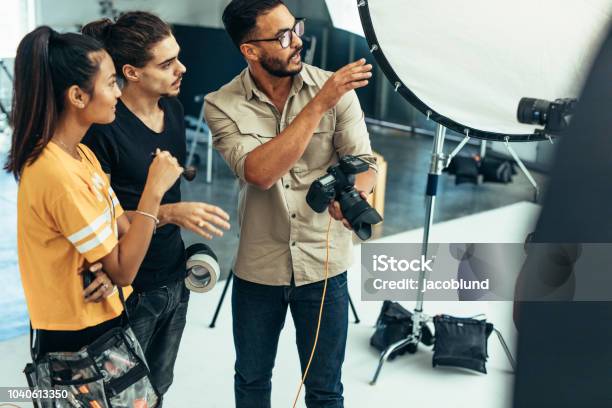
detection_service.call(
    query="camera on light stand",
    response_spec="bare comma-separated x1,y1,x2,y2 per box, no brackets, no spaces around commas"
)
517,97,578,137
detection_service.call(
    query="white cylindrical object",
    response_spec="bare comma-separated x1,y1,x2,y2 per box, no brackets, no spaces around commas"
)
185,253,220,293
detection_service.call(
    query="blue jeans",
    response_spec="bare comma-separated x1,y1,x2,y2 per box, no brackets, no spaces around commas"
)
232,272,349,408
125,278,189,403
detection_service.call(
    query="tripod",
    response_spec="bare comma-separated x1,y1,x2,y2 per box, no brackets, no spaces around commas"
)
370,123,520,385
209,270,362,328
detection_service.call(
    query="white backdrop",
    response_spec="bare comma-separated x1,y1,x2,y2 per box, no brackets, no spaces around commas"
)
36,0,229,30
325,0,364,36
0,0,36,58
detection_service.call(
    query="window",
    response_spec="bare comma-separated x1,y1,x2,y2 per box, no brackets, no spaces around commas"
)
0,0,36,58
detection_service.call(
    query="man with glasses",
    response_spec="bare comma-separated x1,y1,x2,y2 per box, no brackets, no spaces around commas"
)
206,1,377,407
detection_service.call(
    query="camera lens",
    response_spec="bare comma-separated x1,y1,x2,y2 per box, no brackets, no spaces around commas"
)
338,189,383,240
517,97,550,125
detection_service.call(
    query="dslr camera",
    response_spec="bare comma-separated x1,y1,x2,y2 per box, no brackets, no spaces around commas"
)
517,97,577,135
306,155,382,240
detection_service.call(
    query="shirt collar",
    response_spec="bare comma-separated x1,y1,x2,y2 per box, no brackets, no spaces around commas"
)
243,65,315,101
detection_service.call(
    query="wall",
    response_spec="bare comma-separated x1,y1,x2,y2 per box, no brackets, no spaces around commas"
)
36,0,227,29
36,0,329,30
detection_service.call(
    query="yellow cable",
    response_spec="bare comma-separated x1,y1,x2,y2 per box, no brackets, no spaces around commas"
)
292,215,333,408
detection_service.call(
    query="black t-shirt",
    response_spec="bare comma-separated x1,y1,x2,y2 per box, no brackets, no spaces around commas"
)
83,98,187,292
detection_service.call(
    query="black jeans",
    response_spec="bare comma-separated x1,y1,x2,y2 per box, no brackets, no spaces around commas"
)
232,272,349,408
126,278,189,401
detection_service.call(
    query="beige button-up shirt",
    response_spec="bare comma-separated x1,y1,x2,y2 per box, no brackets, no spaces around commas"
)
204,64,377,286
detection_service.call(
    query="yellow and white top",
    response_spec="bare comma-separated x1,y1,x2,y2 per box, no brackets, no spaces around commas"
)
17,142,131,330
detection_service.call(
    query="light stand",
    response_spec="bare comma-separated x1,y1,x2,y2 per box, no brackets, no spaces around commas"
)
0,60,13,116
0,60,13,82
370,123,518,385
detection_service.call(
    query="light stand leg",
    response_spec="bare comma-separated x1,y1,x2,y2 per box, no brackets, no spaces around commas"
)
493,328,516,371
370,336,416,385
209,270,234,328
348,293,361,324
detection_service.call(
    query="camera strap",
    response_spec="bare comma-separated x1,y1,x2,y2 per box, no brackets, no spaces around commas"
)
292,215,333,408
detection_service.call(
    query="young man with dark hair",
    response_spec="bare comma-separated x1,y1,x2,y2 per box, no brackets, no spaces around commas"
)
207,1,377,407
81,12,231,403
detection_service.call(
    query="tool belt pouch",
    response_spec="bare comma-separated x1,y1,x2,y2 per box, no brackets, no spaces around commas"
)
24,325,158,408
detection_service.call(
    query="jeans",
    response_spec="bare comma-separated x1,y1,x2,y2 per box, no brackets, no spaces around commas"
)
232,272,349,408
125,278,189,402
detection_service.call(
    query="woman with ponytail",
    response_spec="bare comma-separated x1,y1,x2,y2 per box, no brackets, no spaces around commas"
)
7,25,183,360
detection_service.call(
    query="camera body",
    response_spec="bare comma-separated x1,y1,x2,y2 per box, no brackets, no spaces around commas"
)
517,97,577,134
306,155,382,240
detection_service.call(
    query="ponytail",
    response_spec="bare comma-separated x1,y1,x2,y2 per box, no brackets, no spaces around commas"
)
6,27,56,180
5,26,104,180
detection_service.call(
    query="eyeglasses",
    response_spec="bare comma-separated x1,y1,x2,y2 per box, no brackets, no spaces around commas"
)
244,18,305,49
